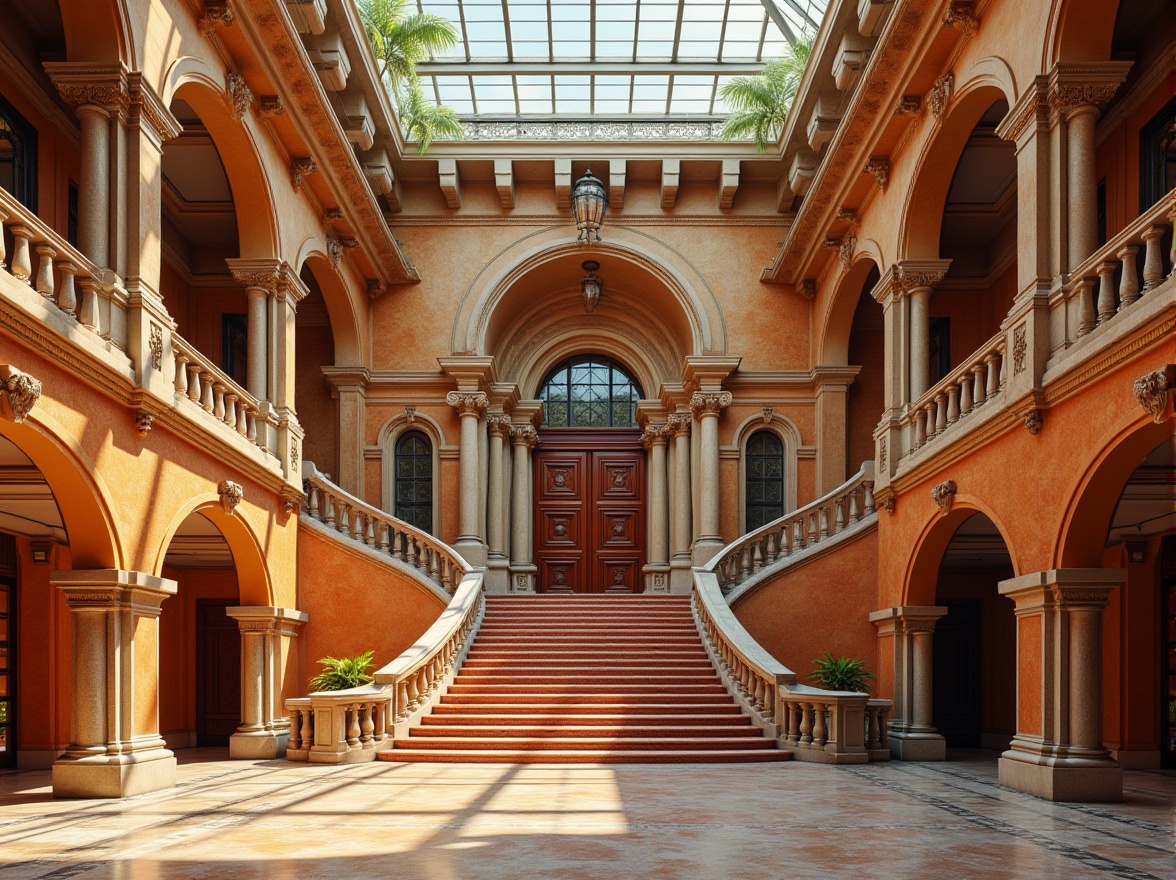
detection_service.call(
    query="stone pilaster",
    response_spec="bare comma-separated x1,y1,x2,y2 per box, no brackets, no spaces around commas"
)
668,414,694,592
869,605,948,761
51,569,178,798
226,606,308,759
508,423,538,592
998,569,1125,801
642,422,673,592
690,390,732,564
448,390,489,566
812,366,861,494
322,367,370,497
485,412,512,592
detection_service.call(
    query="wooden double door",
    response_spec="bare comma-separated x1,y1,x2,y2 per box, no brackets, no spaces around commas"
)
534,429,646,593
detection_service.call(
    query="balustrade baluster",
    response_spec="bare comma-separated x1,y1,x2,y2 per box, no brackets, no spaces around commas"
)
307,486,320,520
835,498,846,533
793,520,804,552
57,262,77,315
199,372,215,412
971,363,986,406
786,702,800,745
934,393,947,434
807,512,818,545
174,355,189,396
246,411,258,444
237,402,249,436
849,490,860,524
0,208,6,267
288,708,301,751
864,481,875,514
764,531,777,564
915,412,926,447
812,702,828,746
958,372,973,415
818,506,828,539
1118,245,1140,308
429,548,442,583
9,226,32,282
34,244,55,298
1141,226,1165,291
78,279,99,330
360,704,374,744
946,384,960,424
751,542,763,573
346,706,361,747
187,364,202,402
213,384,226,421
799,703,813,744
924,402,936,440
224,394,237,431
396,680,410,720
780,523,792,556
985,353,1001,399
1095,261,1117,324
1075,276,1097,336
337,504,350,537
352,508,365,543
323,494,336,528
377,523,390,552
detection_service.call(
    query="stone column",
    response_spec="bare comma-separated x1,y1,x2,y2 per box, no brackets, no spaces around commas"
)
246,285,269,403
642,423,672,593
669,414,693,592
1066,104,1100,271
509,424,538,592
76,104,112,268
322,368,370,497
226,606,308,759
813,367,861,494
447,391,489,566
869,605,948,761
485,413,512,592
998,569,1125,801
907,284,932,404
690,390,732,565
51,569,177,798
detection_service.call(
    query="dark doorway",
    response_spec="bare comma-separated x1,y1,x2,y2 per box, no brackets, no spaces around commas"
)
933,600,983,747
0,534,15,767
195,599,240,747
1162,536,1176,769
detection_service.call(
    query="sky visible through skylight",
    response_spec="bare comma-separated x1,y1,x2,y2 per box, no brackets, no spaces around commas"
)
410,0,826,121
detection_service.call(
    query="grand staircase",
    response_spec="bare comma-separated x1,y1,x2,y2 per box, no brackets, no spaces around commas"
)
378,594,788,763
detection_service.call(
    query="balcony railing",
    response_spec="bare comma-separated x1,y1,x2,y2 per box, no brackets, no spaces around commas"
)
0,188,128,351
172,335,275,457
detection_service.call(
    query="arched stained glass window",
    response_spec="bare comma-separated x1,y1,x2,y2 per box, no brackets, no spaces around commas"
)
746,431,784,530
539,356,642,427
394,431,433,533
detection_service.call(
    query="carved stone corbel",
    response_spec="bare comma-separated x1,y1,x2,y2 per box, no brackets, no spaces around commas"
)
201,1,234,35
135,410,155,438
896,96,921,115
0,366,41,425
326,235,358,269
1023,409,1043,435
930,480,957,515
927,73,954,121
800,279,817,299
864,157,890,191
225,70,252,119
942,1,978,36
404,405,417,425
761,406,775,424
291,157,318,192
258,95,284,117
839,235,857,268
1133,366,1175,424
219,480,244,514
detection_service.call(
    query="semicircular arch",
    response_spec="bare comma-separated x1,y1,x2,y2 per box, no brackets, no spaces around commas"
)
59,0,133,67
819,251,882,366
299,252,364,365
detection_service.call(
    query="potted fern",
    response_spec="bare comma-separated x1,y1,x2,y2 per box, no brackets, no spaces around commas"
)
809,651,875,694
308,651,376,692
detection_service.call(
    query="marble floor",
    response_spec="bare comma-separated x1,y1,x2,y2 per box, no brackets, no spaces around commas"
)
0,750,1171,880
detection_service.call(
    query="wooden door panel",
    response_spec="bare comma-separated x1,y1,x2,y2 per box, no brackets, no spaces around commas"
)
539,557,580,593
537,456,584,500
598,557,641,593
596,508,639,549
596,458,641,499
196,600,241,747
539,509,583,548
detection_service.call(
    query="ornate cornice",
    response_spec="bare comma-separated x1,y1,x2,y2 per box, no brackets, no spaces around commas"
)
690,390,732,417
44,62,127,111
446,391,488,417
1,365,42,424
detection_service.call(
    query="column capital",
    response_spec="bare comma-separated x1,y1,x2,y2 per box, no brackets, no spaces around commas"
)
226,258,282,292
689,390,732,418
52,568,177,614
226,605,309,637
996,78,1050,144
894,260,952,293
869,605,948,634
1046,61,1132,117
510,423,538,448
668,413,692,436
642,422,673,448
438,355,497,390
487,412,513,436
998,568,1125,611
43,62,128,111
447,390,488,417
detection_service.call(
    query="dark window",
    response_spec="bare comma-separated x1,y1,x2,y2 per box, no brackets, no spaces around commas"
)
395,431,433,533
745,431,785,531
0,533,16,767
538,356,642,427
0,93,37,212
1096,178,1107,248
1140,98,1176,211
221,314,248,388
67,181,79,248
929,317,951,385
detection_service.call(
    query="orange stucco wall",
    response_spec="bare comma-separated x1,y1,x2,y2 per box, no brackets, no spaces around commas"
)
732,527,879,684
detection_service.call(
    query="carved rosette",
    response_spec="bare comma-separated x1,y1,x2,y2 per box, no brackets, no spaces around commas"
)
864,157,890,191
1012,325,1027,376
689,391,733,418
641,423,674,448
487,412,512,437
1,367,42,425
510,424,539,448
219,480,244,514
135,411,155,438
927,73,954,121
1133,368,1174,424
225,71,253,118
291,157,318,191
446,391,488,418
1024,410,1043,434
930,480,957,515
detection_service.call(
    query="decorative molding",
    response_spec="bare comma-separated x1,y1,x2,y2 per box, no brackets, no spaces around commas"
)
927,73,954,121
689,391,733,417
941,1,978,36
510,423,539,447
326,235,358,269
896,95,921,115
290,437,299,471
800,278,817,299
487,412,512,436
148,323,163,372
218,480,244,514
404,405,418,425
641,422,674,448
878,437,887,471
0,366,42,425
930,480,957,515
291,157,318,191
258,95,284,117
225,71,252,119
864,157,890,191
760,406,774,425
668,413,691,436
446,391,489,417
135,410,155,437
839,235,856,268
1012,324,1027,375
1024,409,1043,434
1133,367,1174,424
201,1,234,35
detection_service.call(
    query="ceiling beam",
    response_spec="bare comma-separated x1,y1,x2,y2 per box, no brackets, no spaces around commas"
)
416,61,765,76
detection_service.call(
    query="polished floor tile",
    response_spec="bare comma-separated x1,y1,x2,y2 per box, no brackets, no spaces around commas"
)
0,750,1171,880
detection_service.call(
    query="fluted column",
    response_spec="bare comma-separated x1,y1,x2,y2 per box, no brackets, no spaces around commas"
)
448,391,489,566
51,570,177,799
669,414,693,591
998,569,1124,801
642,422,673,592
509,424,538,593
869,605,948,761
690,390,732,565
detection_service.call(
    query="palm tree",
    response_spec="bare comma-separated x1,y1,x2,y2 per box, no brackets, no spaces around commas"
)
719,33,815,152
358,0,458,88
398,76,465,154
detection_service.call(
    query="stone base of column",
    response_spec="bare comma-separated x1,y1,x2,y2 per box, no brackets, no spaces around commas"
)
53,747,176,799
999,741,1122,802
454,539,487,567
691,538,724,566
508,564,537,594
642,564,671,593
888,728,946,761
669,556,693,594
229,729,290,760
484,556,510,593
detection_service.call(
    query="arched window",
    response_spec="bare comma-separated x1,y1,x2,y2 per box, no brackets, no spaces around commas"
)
538,356,642,427
745,431,784,530
0,94,37,212
394,431,433,533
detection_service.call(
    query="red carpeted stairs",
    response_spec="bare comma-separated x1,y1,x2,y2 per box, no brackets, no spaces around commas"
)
378,594,788,764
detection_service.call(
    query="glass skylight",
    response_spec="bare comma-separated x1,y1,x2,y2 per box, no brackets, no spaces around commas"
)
410,0,826,131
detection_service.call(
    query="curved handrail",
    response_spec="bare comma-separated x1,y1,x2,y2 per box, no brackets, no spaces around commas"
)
303,463,470,595
709,462,875,598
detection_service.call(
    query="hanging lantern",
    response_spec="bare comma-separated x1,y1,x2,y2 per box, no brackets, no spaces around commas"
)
580,260,603,313
571,169,608,242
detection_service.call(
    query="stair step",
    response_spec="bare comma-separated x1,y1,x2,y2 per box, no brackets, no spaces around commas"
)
409,725,761,738
459,661,716,670
446,684,727,695
441,693,736,705
379,749,788,764
429,703,745,716
422,712,748,724
454,674,721,685
392,736,772,751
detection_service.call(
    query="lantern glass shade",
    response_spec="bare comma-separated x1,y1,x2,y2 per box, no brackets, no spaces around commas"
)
580,260,603,313
571,170,607,242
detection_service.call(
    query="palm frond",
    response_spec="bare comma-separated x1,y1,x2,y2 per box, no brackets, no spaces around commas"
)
719,32,816,152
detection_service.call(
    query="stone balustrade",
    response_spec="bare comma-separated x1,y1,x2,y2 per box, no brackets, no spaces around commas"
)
1061,195,1173,347
714,463,876,599
903,331,1006,459
778,686,892,764
0,187,128,349
172,335,275,456
303,465,471,596
284,685,392,763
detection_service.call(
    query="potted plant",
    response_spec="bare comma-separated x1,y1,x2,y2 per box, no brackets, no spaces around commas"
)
308,651,376,692
809,651,875,694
